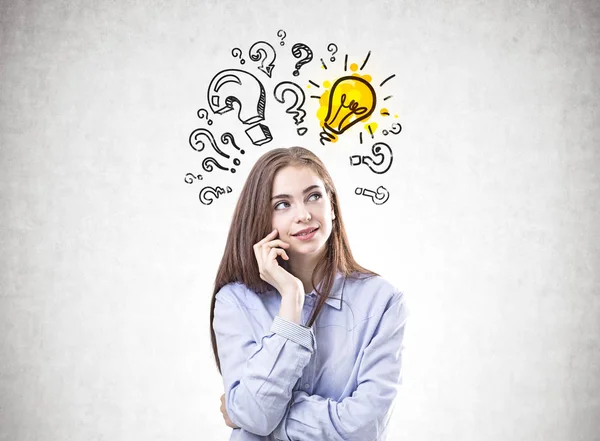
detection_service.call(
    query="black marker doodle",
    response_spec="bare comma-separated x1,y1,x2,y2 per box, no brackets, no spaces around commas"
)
355,186,390,205
359,50,371,70
382,123,402,136
327,43,338,62
273,81,307,136
189,128,241,173
379,74,395,87
277,30,286,46
249,41,276,78
184,173,203,184
221,132,245,155
231,48,245,64
291,43,313,76
197,108,213,125
199,185,233,205
189,39,405,211
349,142,393,174
203,156,238,173
207,69,272,146
367,124,374,139
189,128,217,153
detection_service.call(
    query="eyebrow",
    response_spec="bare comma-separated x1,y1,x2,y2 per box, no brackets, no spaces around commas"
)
271,184,323,200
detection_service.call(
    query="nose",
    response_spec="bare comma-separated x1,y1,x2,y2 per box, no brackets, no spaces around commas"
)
294,203,312,222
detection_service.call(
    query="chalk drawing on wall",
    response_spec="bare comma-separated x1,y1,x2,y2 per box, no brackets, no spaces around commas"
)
187,30,405,206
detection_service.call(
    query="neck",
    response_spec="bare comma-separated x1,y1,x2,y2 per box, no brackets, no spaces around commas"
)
287,251,325,294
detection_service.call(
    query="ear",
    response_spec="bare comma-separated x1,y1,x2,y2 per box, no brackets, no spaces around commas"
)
331,207,336,221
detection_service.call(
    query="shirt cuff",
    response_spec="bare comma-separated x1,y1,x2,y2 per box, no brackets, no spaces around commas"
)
270,315,316,352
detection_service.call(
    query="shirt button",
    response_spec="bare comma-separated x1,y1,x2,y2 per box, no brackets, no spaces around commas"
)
304,383,310,389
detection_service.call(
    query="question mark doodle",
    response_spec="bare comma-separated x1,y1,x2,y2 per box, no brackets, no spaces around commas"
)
184,173,203,184
355,186,390,205
203,157,238,173
273,81,307,136
207,69,273,146
291,43,313,76
189,128,240,173
277,30,286,46
349,142,393,174
382,123,402,136
199,185,233,206
197,108,213,126
189,128,216,152
248,41,277,78
327,43,338,62
188,128,228,156
221,132,245,155
231,48,245,64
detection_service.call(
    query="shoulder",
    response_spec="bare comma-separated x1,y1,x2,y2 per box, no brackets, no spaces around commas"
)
215,282,272,310
342,273,408,327
345,273,403,300
343,272,405,313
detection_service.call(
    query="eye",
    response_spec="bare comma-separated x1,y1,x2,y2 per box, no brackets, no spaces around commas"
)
308,192,322,202
273,200,290,210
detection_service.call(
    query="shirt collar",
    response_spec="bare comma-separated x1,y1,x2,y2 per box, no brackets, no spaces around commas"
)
311,271,344,310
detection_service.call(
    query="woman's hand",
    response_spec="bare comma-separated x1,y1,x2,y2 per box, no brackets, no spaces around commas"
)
253,229,303,297
220,393,239,429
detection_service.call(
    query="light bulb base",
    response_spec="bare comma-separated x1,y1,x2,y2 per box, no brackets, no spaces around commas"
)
319,127,338,145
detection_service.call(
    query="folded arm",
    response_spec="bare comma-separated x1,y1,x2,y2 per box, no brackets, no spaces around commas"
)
273,294,408,441
213,286,314,436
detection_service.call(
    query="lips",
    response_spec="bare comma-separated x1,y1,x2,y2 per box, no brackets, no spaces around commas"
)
292,227,319,236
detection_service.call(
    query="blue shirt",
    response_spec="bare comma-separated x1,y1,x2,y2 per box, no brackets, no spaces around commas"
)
212,272,409,441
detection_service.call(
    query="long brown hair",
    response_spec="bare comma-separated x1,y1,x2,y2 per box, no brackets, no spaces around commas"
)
209,146,376,374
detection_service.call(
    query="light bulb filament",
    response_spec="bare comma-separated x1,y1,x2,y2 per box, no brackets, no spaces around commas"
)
329,94,369,132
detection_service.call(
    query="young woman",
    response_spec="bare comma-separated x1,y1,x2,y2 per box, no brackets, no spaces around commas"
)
210,147,408,440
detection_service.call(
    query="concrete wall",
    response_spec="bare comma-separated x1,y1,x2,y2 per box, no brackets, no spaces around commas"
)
1,0,598,439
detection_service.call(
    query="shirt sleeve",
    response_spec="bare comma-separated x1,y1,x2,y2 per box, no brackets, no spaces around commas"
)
272,293,408,441
213,285,317,437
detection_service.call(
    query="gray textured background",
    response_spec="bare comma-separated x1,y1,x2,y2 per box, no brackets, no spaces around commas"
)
1,0,599,440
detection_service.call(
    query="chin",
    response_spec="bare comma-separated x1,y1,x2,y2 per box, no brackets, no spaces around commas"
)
292,241,328,257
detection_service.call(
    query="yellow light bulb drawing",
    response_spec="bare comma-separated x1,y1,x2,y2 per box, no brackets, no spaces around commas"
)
320,76,376,144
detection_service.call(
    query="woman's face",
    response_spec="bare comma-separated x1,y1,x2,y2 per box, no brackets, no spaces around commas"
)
270,165,335,258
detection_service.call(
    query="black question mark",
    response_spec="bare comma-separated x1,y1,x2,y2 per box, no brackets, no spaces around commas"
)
291,43,313,76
